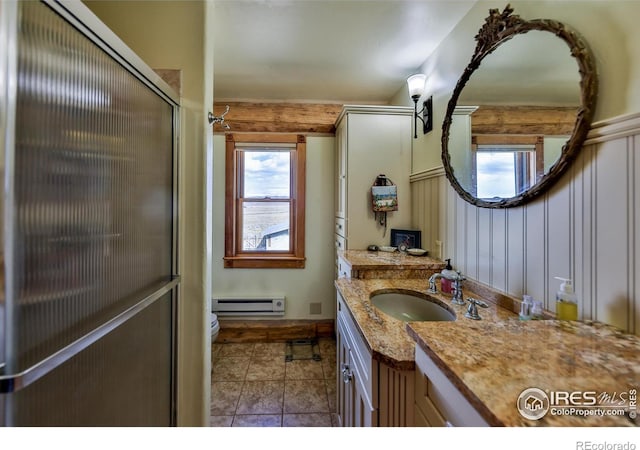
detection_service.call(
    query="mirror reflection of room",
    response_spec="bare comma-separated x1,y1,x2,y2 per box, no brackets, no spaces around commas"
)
448,30,582,202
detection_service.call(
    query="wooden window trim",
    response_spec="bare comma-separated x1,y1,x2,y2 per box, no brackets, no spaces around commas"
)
224,133,306,269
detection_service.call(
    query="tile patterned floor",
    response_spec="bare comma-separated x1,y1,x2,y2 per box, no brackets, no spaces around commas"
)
210,338,338,427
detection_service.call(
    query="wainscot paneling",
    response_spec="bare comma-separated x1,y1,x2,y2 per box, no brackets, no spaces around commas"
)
410,112,640,335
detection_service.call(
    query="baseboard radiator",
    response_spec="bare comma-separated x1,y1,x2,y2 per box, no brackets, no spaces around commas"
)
212,296,285,316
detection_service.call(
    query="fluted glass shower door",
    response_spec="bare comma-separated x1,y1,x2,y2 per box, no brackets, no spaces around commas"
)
0,0,180,426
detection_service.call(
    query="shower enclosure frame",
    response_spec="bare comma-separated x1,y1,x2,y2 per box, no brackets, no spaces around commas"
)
0,0,181,426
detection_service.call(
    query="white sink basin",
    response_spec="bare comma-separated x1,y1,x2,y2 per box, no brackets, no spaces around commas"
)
370,291,455,322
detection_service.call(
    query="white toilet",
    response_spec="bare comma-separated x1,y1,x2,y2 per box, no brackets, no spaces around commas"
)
211,312,220,342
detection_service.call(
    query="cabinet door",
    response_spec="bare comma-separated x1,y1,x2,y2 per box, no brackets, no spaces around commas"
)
351,350,377,427
343,113,412,249
414,367,446,427
414,403,431,427
337,306,376,427
414,346,488,427
336,316,352,427
335,121,347,220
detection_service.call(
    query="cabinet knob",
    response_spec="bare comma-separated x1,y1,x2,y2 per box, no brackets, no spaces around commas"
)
340,363,353,383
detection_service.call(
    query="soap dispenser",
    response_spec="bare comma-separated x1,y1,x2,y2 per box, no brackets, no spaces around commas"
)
555,277,578,320
440,258,456,294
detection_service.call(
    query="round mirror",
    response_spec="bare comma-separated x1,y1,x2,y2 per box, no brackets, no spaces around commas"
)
441,5,598,208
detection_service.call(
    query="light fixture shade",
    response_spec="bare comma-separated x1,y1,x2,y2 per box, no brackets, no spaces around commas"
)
407,74,427,99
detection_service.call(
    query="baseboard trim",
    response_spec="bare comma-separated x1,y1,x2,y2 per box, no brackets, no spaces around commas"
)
217,319,335,343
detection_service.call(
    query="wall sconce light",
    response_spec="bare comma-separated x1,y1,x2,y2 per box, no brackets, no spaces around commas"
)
406,74,432,138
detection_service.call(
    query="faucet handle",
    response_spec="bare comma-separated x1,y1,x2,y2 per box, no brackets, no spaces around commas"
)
465,298,488,320
468,298,488,308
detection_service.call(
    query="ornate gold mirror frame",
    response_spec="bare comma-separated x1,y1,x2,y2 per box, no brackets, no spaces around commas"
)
441,4,598,208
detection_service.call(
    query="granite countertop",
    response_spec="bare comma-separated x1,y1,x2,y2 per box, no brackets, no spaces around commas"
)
335,277,640,427
407,319,640,427
334,277,515,371
338,249,445,271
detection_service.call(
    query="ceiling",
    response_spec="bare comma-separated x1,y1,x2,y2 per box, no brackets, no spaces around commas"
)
213,0,477,104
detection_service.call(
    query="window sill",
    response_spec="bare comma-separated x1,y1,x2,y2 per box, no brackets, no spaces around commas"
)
223,256,306,269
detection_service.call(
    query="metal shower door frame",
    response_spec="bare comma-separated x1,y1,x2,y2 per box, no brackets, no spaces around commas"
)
0,0,181,425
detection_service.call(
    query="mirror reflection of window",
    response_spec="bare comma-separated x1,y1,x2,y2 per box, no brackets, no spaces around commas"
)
471,135,544,200
475,147,536,199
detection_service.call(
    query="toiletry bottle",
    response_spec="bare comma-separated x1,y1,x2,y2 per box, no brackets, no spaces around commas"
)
519,294,533,320
531,299,544,320
555,277,578,321
440,258,456,294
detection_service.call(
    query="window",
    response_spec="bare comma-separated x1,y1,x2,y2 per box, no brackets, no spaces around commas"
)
224,133,306,268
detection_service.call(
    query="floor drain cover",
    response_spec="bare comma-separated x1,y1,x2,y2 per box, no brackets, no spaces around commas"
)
285,339,321,362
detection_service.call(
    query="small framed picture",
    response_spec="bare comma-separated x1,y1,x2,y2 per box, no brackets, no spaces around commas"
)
390,229,422,249
371,185,398,212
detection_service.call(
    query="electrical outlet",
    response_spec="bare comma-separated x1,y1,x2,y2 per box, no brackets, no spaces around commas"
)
435,240,443,260
310,302,322,315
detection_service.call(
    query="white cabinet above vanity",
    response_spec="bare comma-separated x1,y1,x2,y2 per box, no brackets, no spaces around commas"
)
333,105,412,276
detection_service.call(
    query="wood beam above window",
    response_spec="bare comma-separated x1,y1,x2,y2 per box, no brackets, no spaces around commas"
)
212,102,343,134
471,105,578,135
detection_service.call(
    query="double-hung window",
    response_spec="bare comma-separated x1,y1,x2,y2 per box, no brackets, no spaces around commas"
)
224,133,306,268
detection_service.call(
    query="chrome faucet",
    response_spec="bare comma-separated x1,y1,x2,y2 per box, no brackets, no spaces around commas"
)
429,270,467,306
451,272,466,305
427,273,442,294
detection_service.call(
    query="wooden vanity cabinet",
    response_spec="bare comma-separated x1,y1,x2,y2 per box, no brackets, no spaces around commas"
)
414,344,488,427
336,291,415,427
336,292,377,426
336,313,376,426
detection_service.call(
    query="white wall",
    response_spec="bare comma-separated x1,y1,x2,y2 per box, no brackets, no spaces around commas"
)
84,0,212,425
394,0,640,335
212,135,336,320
